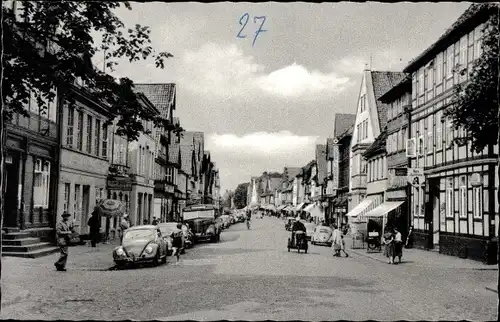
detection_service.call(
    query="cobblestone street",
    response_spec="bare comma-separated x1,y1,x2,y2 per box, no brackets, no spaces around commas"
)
1,217,497,321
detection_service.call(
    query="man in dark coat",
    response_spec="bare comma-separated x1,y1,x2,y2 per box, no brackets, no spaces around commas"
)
87,207,101,247
55,211,74,271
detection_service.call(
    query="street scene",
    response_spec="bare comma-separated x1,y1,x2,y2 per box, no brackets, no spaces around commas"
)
1,1,499,321
1,216,497,320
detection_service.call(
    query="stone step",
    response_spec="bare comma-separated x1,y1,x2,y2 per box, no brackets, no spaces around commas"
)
2,246,60,259
2,237,41,246
2,242,53,253
3,232,31,240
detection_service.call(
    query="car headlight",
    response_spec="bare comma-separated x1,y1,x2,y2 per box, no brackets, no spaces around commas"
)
145,246,153,254
116,247,124,256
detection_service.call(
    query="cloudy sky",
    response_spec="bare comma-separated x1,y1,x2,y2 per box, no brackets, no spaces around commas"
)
98,2,471,192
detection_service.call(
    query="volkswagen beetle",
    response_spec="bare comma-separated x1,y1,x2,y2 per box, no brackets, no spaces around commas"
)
113,225,168,267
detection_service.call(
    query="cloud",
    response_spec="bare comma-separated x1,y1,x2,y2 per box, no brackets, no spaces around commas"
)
180,43,353,99
331,57,367,75
255,63,351,98
207,131,319,155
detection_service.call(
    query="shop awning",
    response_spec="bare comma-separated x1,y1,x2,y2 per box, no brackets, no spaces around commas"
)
303,203,315,212
346,197,377,218
364,201,405,218
296,202,309,211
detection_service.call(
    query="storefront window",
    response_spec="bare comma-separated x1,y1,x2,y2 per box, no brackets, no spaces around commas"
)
33,159,50,209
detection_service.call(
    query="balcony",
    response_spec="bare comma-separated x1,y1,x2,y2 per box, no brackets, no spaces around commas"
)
108,164,129,177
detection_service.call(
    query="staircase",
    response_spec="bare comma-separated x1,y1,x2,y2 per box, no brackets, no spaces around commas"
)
2,227,59,258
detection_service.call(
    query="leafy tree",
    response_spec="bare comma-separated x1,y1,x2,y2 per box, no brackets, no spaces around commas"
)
233,183,250,209
2,1,180,139
444,4,498,153
1,0,178,299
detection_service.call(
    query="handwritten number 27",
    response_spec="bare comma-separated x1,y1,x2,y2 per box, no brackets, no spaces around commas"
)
237,13,267,47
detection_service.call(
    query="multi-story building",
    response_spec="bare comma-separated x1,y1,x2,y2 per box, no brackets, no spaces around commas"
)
325,113,356,225
347,70,405,225
361,130,389,234
134,83,176,223
3,75,61,253
378,75,412,237
403,3,498,260
326,125,354,226
58,80,112,236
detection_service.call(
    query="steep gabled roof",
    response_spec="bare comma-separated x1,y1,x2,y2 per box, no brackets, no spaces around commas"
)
371,71,406,129
180,145,193,175
284,167,301,179
404,3,498,73
333,114,356,138
315,144,327,182
134,83,176,116
363,129,387,159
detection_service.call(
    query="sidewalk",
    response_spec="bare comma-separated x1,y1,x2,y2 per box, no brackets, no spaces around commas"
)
2,240,119,272
344,235,498,271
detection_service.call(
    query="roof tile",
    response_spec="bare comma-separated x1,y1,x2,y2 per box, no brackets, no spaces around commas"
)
333,114,356,138
371,71,406,130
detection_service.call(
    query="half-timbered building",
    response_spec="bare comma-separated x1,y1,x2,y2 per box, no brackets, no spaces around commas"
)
403,4,498,260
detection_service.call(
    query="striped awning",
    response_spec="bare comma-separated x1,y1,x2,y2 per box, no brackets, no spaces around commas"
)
346,197,378,218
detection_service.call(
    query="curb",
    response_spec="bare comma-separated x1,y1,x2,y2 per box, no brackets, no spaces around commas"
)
349,247,498,270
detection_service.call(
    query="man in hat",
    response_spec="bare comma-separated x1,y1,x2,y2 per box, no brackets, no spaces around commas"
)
119,214,130,244
55,211,74,271
88,206,101,248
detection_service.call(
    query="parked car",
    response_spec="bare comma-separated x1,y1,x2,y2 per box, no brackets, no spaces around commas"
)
311,226,333,246
186,218,221,243
220,215,232,229
113,225,168,267
157,222,186,255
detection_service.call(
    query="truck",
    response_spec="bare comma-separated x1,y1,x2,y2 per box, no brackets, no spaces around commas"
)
183,204,221,243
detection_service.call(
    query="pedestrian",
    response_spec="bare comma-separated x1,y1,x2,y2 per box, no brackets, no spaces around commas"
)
383,227,395,264
405,225,414,249
87,207,101,247
143,218,149,225
119,214,130,244
339,234,349,258
331,225,342,257
393,227,403,263
152,217,158,226
54,211,74,271
170,223,183,263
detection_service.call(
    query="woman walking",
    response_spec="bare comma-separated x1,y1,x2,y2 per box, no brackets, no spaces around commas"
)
331,225,342,257
393,227,403,263
383,228,395,264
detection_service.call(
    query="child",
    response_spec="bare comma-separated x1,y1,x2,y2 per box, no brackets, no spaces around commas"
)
340,234,349,258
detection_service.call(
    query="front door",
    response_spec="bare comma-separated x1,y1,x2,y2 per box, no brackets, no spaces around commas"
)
81,185,90,234
428,179,440,249
4,154,20,227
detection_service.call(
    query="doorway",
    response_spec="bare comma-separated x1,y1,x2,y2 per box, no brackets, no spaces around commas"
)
81,185,90,234
429,179,440,249
4,154,20,228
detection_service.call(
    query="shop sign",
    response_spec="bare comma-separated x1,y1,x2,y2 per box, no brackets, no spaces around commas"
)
407,168,425,187
107,177,132,191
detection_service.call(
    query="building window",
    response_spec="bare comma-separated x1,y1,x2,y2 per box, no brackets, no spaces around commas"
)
102,124,108,158
467,31,475,64
360,95,366,112
166,167,173,183
357,124,360,142
472,186,482,219
436,53,443,84
63,183,70,212
446,178,454,218
446,118,454,148
66,105,74,147
459,176,467,218
418,68,424,95
474,24,483,59
406,138,416,157
33,159,50,209
446,45,454,78
86,115,92,154
95,119,101,157
76,111,84,151
426,64,433,91
417,135,425,156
